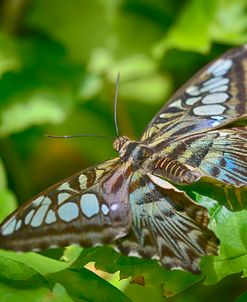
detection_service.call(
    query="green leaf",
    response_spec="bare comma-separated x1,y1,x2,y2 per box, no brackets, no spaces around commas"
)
0,159,17,222
27,0,170,104
154,0,217,56
0,282,74,302
49,268,131,302
0,34,20,77
197,196,247,285
0,249,77,277
0,93,67,137
210,0,247,44
86,50,171,104
0,255,43,281
235,291,247,302
154,0,247,57
0,33,82,136
183,177,247,211
119,74,171,104
0,190,17,222
67,246,202,297
51,283,75,302
27,0,164,62
0,159,7,189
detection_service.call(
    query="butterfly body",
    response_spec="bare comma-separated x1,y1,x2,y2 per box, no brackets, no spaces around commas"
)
1,46,247,273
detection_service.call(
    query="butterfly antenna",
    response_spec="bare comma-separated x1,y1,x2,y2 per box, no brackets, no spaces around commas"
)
46,134,113,140
47,73,121,141
114,72,120,137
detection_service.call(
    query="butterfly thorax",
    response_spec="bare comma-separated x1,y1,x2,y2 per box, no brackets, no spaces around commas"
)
113,136,153,165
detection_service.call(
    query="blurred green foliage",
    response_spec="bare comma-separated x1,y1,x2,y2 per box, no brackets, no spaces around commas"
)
0,0,247,301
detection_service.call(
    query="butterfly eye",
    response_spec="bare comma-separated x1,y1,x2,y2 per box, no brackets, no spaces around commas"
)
113,136,130,152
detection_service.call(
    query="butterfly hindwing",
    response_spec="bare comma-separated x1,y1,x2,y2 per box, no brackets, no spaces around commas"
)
152,125,247,184
117,172,218,273
158,126,247,210
0,158,132,251
167,126,247,186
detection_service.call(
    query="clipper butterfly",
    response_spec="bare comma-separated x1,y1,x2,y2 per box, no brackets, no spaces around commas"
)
1,46,247,273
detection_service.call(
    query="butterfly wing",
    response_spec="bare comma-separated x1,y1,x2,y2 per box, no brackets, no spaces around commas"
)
117,172,218,273
165,126,247,185
142,46,247,143
0,158,133,251
155,126,247,210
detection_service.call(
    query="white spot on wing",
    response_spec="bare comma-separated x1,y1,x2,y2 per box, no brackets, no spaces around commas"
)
151,255,160,260
58,202,79,222
168,99,183,109
58,192,71,205
159,113,169,118
128,250,141,257
200,78,229,93
31,198,51,228
45,209,57,224
203,76,223,87
49,244,59,249
202,92,228,104
210,85,228,93
1,217,17,236
110,204,118,211
32,196,44,207
80,193,99,218
15,220,22,231
79,174,87,190
58,182,75,191
193,104,226,116
24,209,35,225
207,59,232,76
212,115,224,120
101,204,109,215
186,96,201,106
186,86,200,96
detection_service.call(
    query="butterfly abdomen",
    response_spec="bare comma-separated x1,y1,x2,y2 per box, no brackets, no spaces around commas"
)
154,157,201,184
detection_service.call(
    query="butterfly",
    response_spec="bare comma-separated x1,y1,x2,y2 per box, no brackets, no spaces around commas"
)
1,46,247,274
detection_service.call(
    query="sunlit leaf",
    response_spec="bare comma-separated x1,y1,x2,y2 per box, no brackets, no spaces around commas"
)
210,0,247,44
0,249,75,276
0,159,17,222
49,268,131,302
154,0,217,56
0,190,17,222
198,196,247,285
0,94,67,137
0,159,7,189
154,0,247,57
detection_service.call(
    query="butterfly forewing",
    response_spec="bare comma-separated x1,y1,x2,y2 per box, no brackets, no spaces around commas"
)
0,158,132,251
142,46,247,144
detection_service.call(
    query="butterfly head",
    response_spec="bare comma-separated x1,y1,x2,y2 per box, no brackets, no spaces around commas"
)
113,136,130,153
